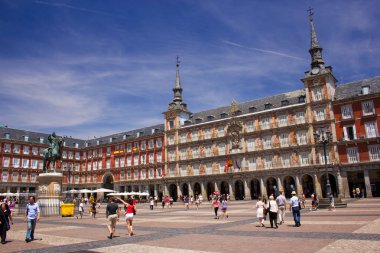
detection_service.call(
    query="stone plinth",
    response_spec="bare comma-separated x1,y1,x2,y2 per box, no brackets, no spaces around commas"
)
37,173,63,216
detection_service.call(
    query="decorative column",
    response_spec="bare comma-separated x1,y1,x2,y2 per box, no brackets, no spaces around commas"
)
164,184,168,196
188,182,193,197
295,175,302,195
201,182,207,200
229,181,235,200
177,183,182,198
277,177,284,193
244,179,251,200
364,169,373,198
313,174,322,197
214,182,219,192
154,184,158,197
260,178,267,196
339,170,350,197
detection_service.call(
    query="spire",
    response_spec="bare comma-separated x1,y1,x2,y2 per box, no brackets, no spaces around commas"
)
307,8,324,69
173,56,183,103
167,56,188,112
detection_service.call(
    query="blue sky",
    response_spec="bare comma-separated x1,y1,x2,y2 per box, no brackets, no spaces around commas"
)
0,0,379,139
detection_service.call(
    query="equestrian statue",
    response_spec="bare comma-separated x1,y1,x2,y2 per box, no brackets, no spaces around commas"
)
42,132,64,173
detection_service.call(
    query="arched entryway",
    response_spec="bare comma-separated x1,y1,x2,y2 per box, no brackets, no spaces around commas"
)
181,183,189,196
149,184,155,197
250,179,260,199
193,182,201,197
127,185,132,192
234,180,245,200
321,173,338,197
266,177,277,197
169,184,178,201
102,174,114,190
206,182,214,200
220,181,229,196
301,174,314,198
283,176,296,198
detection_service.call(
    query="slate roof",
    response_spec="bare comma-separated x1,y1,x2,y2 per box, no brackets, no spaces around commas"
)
185,89,307,125
335,76,380,100
0,124,164,149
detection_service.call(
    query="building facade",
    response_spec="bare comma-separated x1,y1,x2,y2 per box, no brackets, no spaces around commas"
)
0,13,379,200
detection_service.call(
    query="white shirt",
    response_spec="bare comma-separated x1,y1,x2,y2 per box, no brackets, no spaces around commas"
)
79,203,84,211
290,196,299,207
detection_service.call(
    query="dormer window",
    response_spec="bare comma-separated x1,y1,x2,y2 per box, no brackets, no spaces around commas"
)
109,137,113,143
207,115,215,121
4,133,10,139
23,135,29,141
184,120,191,126
281,100,289,107
249,106,257,113
96,140,100,145
39,137,44,143
85,142,89,147
264,103,273,110
195,118,202,123
362,86,370,95
234,110,242,115
220,112,228,119
63,141,66,147
298,95,306,103
136,131,143,138
75,143,79,148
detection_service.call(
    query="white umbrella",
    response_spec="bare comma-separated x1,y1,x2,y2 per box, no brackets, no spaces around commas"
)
79,189,92,193
107,192,124,196
63,189,79,194
92,188,115,193
140,192,150,196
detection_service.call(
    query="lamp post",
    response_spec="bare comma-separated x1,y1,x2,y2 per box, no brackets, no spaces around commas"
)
313,129,333,197
65,164,72,201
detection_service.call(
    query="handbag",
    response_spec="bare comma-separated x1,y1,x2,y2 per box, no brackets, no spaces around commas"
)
5,220,10,231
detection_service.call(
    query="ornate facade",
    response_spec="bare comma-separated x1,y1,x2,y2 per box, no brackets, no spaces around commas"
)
0,13,379,200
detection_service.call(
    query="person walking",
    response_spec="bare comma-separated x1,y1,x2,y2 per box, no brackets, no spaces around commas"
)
149,197,154,210
276,191,286,225
289,191,301,227
221,198,229,219
24,196,40,243
91,201,97,219
117,197,136,236
212,196,220,219
256,196,265,227
0,203,13,244
329,193,335,211
268,195,279,229
105,197,120,239
184,196,189,210
77,200,84,219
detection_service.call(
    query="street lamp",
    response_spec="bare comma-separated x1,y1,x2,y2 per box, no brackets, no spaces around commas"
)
65,164,72,201
313,129,333,197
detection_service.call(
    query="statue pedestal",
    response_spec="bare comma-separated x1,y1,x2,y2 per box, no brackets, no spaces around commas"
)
37,173,63,216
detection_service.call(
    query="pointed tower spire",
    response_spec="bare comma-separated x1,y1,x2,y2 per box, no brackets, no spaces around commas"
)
173,56,183,103
308,8,324,69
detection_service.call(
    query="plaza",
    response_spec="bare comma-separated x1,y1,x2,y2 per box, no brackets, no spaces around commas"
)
2,198,380,253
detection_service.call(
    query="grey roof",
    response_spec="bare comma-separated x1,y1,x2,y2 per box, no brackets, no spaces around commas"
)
186,89,306,125
0,124,164,149
335,76,380,100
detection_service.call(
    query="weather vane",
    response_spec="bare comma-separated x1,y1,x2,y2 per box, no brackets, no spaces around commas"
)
307,7,314,21
176,55,181,67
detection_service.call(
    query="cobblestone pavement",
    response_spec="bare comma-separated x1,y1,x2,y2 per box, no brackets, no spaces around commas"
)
1,198,380,253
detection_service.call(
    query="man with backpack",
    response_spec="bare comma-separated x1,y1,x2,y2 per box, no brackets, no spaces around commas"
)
24,196,40,243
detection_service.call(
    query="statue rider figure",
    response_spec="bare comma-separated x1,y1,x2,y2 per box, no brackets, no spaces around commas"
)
43,132,58,158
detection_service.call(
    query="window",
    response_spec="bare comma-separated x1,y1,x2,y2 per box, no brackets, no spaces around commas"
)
106,147,111,156
220,113,228,118
32,147,38,155
22,158,29,168
168,135,175,145
312,86,323,101
168,150,175,161
192,130,198,141
106,159,110,169
343,125,356,140
4,133,10,139
247,158,256,170
148,139,154,149
347,147,359,163
218,126,225,137
134,170,139,180
2,157,10,167
127,143,132,152
127,156,131,166
298,95,306,103
2,172,8,182
156,153,162,162
133,155,139,165
261,117,270,129
39,137,44,143
300,152,310,166
204,128,211,139
13,145,20,154
281,153,291,168
264,155,273,169
297,130,308,145
120,157,125,167
281,100,289,106
249,106,257,113
280,133,289,147
156,139,162,148
207,115,215,121
369,145,380,161
75,152,80,160
12,173,18,182
115,158,119,168
31,159,38,169
157,168,162,177
23,146,30,155
263,135,272,149
362,101,374,115
141,141,146,150
13,158,20,168
341,104,353,119
193,147,199,159
149,153,154,163
246,121,254,132
218,143,226,155
22,173,27,182
278,115,288,127
314,107,326,121
169,120,174,130
149,169,154,178
141,169,146,179
362,86,370,95
30,173,36,183
319,151,330,164
3,144,11,153
365,122,378,138
247,139,255,152
296,111,306,124
264,103,272,110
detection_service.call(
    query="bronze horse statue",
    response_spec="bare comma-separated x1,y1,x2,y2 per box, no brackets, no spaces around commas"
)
42,132,64,173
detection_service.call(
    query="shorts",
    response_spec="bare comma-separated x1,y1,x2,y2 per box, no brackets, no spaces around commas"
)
107,214,118,227
125,213,134,220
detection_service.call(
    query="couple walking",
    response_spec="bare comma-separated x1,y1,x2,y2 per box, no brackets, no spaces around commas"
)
106,197,136,239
